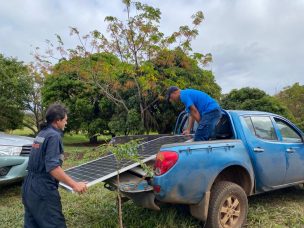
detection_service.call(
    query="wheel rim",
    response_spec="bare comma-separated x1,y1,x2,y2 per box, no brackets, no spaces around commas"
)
219,195,241,228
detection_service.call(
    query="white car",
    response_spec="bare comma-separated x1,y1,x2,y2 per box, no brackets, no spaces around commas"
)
0,132,33,185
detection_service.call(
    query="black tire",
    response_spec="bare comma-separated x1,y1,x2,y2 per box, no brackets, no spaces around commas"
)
294,183,304,190
205,181,248,228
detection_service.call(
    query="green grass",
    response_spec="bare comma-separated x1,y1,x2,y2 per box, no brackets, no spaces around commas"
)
11,127,35,137
63,133,111,144
1,133,304,227
2,181,304,227
63,133,90,144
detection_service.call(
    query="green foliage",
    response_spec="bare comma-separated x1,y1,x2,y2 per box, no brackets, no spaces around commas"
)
42,48,220,135
108,109,144,136
0,54,32,130
35,1,217,135
148,49,221,133
42,61,114,139
105,139,153,227
108,140,140,161
43,53,150,137
276,83,304,130
221,87,266,109
152,48,221,99
22,64,46,135
221,87,294,120
126,109,144,133
95,2,212,133
107,139,153,178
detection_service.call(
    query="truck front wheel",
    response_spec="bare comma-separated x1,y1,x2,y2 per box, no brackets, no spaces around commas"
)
206,181,248,228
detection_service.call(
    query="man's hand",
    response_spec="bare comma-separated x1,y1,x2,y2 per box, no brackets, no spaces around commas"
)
72,182,87,194
182,129,191,135
50,166,88,194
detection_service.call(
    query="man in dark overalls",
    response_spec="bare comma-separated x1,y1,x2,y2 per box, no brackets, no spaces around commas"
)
22,104,87,228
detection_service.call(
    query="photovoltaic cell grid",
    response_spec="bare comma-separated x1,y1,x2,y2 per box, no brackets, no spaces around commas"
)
60,135,191,191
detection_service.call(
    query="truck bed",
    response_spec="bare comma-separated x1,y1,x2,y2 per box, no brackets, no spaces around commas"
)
60,135,192,191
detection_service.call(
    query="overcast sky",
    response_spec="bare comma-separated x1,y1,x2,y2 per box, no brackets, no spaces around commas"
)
1,0,303,95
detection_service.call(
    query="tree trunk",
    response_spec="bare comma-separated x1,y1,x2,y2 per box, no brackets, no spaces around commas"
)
116,161,123,228
89,135,98,144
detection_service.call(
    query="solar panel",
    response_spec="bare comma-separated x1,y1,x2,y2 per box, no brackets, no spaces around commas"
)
60,135,192,191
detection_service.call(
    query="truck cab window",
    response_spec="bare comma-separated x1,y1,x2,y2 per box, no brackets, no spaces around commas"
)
274,118,302,143
243,117,255,135
245,116,277,141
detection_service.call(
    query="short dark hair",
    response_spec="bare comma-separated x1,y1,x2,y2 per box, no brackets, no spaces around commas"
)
45,103,68,124
166,86,179,101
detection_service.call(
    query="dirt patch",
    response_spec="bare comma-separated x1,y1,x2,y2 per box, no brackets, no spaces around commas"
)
64,152,71,160
64,152,84,160
75,152,84,160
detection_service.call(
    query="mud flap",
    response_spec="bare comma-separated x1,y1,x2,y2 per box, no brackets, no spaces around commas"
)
189,191,210,222
121,191,160,211
119,181,160,211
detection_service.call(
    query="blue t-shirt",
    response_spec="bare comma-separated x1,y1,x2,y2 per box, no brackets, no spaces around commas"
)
180,89,220,115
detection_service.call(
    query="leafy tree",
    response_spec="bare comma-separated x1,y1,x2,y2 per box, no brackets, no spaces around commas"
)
34,1,214,134
42,58,115,142
149,48,221,133
0,54,32,131
221,87,294,120
22,64,46,135
276,83,304,130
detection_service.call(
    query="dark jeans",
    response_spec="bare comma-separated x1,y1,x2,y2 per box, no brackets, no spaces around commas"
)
194,108,222,141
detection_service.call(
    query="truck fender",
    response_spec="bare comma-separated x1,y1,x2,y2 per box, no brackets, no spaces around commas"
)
207,163,254,196
189,163,254,221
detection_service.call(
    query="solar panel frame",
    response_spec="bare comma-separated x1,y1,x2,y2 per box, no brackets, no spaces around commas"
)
60,135,192,191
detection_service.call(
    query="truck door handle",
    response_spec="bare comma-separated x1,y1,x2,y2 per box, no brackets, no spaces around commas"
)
286,148,296,153
253,147,264,153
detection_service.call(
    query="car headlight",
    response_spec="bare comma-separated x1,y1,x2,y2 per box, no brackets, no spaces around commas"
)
0,146,22,156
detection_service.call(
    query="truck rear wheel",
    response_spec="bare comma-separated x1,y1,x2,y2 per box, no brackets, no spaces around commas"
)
206,181,248,228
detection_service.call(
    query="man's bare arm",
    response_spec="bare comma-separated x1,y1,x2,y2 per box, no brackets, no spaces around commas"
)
183,115,194,135
50,166,87,194
190,105,200,122
183,105,200,135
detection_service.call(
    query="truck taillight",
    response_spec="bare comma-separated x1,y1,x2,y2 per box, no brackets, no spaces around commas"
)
154,151,178,176
153,185,161,193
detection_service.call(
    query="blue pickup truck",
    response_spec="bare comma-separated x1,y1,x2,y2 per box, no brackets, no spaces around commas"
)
62,109,304,227
152,110,304,227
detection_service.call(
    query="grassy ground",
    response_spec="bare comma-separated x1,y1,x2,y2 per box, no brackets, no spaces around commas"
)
11,127,34,137
1,133,304,227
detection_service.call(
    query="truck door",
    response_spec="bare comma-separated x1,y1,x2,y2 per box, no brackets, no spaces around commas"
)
273,117,304,183
242,116,286,190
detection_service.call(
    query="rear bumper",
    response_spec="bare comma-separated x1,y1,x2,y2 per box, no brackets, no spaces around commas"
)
153,173,206,204
0,156,29,185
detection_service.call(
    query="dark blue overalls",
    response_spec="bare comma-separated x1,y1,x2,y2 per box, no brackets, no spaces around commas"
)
22,126,66,228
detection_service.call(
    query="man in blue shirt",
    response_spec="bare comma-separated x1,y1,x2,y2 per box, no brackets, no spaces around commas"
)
167,86,222,141
22,104,87,228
